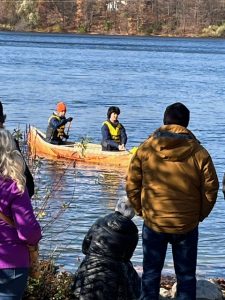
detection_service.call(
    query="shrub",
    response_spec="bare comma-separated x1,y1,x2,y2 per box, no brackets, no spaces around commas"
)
77,24,88,33
202,23,225,37
104,20,113,31
216,23,225,37
144,22,162,35
23,260,74,300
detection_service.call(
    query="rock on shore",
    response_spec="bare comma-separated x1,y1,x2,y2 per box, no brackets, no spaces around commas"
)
160,276,225,299
134,267,225,299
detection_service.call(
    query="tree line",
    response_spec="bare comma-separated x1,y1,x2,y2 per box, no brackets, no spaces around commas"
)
1,0,225,36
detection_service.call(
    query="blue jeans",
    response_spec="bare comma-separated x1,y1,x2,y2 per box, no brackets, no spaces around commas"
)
140,224,198,300
0,268,29,300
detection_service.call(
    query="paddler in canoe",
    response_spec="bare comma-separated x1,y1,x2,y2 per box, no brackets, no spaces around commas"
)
101,106,127,151
46,101,73,145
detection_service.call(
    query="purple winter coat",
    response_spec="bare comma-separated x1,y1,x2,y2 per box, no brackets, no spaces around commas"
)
0,177,42,269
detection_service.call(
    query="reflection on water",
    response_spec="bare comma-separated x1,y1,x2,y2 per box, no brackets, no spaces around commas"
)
98,172,125,209
36,160,129,272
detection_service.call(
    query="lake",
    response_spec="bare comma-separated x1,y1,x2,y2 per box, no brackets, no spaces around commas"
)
1,31,225,278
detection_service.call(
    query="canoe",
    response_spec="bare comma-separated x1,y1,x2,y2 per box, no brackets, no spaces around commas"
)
28,126,133,169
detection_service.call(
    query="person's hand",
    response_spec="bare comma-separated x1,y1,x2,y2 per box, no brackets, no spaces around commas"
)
64,134,69,140
118,144,126,151
67,117,73,122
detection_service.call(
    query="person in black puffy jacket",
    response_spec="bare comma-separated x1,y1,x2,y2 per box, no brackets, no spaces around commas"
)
72,197,141,300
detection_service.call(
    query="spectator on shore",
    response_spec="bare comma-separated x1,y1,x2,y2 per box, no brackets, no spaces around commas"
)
46,101,73,145
126,102,219,300
0,101,34,197
0,129,42,299
101,106,127,151
72,197,141,300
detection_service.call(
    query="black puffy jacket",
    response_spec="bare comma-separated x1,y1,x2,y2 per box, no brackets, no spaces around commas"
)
73,212,140,300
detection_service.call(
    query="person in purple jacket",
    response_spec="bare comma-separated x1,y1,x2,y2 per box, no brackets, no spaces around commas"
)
0,129,42,299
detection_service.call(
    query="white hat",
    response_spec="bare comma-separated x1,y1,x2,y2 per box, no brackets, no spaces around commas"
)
115,197,135,219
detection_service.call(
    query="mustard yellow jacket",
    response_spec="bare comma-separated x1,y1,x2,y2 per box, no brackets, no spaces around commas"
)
126,125,219,234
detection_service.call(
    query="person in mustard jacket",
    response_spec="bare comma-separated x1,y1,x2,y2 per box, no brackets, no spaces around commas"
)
126,102,219,300
101,106,127,151
46,101,73,145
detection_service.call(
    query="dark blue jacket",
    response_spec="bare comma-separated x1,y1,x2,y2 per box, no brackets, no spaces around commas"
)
46,113,68,144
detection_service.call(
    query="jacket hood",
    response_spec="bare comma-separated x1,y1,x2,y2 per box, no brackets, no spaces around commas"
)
149,125,199,162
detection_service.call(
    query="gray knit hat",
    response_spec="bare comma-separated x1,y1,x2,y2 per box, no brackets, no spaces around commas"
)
115,197,135,219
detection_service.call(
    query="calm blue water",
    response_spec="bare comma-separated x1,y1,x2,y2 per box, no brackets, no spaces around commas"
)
1,31,225,278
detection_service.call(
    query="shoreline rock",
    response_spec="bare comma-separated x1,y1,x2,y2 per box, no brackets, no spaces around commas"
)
135,266,225,299
160,276,225,299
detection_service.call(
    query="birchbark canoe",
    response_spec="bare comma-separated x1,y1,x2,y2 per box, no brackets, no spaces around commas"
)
28,126,133,169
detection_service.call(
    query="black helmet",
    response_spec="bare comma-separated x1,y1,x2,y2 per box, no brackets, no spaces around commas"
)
107,106,120,119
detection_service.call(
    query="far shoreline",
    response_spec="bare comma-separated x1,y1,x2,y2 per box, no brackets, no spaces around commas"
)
0,27,224,40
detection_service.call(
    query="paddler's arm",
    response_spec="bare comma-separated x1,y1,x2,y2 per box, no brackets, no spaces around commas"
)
50,117,67,129
120,123,127,146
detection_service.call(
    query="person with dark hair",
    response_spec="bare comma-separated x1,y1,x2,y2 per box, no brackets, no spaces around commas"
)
126,102,219,300
72,197,141,300
163,102,190,127
46,101,73,145
101,106,127,151
0,101,35,198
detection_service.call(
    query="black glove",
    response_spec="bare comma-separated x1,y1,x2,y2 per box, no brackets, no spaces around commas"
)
64,134,69,140
61,119,67,126
67,117,73,122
